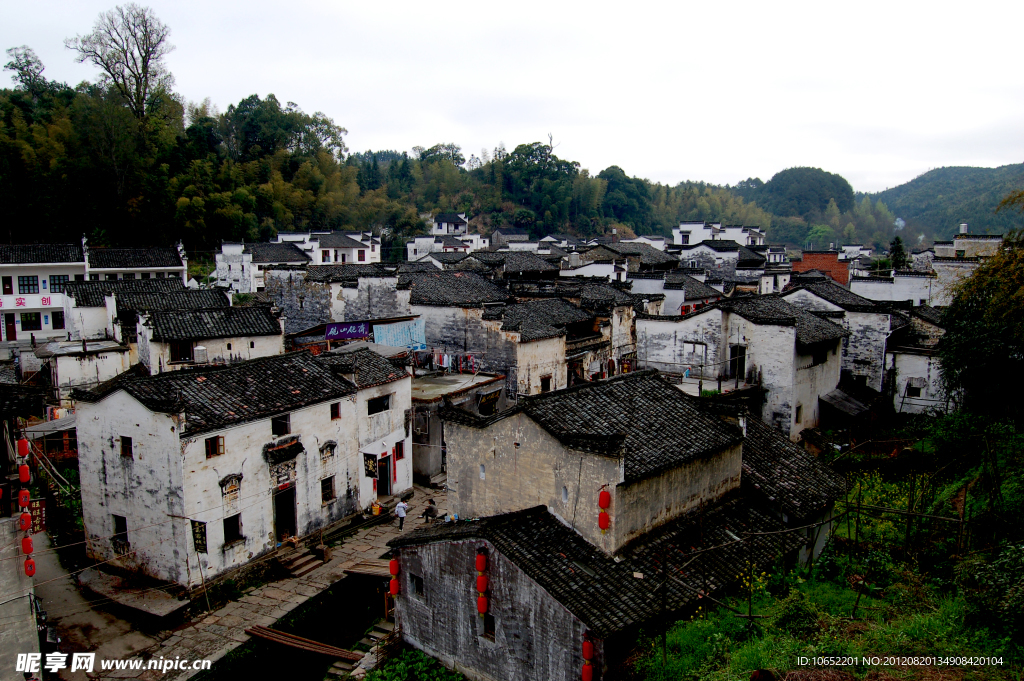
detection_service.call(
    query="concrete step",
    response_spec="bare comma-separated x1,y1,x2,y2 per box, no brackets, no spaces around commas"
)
357,637,376,648
373,621,394,634
292,560,324,578
367,630,384,641
331,661,355,672
283,552,319,571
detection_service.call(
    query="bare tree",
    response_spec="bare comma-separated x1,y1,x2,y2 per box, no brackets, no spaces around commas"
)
65,3,174,120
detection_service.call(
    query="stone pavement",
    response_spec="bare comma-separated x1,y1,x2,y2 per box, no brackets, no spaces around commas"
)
91,486,446,680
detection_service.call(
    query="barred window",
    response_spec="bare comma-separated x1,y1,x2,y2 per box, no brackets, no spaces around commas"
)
18,276,39,294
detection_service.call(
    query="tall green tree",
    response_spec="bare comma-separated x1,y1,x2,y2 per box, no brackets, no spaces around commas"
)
889,235,908,270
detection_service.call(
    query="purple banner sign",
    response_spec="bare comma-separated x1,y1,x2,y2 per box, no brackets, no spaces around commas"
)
325,321,370,340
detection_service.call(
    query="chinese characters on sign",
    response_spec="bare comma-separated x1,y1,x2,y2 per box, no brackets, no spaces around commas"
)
28,498,45,533
41,296,50,305
363,452,378,477
191,520,207,554
15,298,25,307
325,322,370,340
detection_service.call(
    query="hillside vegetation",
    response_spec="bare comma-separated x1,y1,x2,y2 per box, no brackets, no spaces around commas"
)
870,164,1024,240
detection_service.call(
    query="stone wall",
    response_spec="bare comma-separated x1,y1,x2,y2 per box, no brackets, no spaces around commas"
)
331,278,411,321
396,538,590,681
265,268,331,333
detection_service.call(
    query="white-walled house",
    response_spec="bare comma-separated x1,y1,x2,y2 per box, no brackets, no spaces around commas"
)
638,295,845,439
74,350,412,587
62,279,188,340
850,271,938,307
35,339,130,406
673,222,766,246
885,306,948,414
781,282,892,392
214,242,310,293
84,242,188,284
137,306,285,372
0,244,86,342
310,232,382,265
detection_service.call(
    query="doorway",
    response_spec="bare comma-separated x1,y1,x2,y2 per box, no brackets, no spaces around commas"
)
377,456,391,497
274,486,296,541
729,345,746,380
3,314,15,341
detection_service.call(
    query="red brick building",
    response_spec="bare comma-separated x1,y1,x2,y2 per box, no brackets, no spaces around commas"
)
792,251,849,285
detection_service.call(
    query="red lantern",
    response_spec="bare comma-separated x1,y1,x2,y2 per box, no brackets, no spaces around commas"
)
24,558,35,577
598,512,610,530
598,490,611,509
476,574,489,593
475,553,487,572
18,464,30,483
17,439,29,458
389,559,399,576
476,596,488,614
18,490,30,508
582,640,594,660
389,578,399,596
582,664,593,681
21,536,33,555
19,513,31,532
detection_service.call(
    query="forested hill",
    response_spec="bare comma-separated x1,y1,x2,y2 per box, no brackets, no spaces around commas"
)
870,164,1024,240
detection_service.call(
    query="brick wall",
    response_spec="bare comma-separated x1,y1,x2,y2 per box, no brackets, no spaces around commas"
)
793,253,849,285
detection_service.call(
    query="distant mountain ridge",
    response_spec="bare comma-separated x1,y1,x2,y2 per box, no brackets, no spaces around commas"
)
868,164,1024,240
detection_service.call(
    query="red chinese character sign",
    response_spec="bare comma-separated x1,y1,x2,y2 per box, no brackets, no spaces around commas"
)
41,297,50,306
15,298,25,307
28,498,45,533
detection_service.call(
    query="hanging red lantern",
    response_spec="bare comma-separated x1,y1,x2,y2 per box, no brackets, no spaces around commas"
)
389,559,399,576
476,574,489,593
476,595,488,614
582,664,593,681
475,553,487,572
582,640,594,660
18,464,30,483
18,490,30,508
22,536,33,555
598,512,610,530
389,578,399,596
598,490,611,509
24,558,35,577
19,513,31,532
17,438,29,458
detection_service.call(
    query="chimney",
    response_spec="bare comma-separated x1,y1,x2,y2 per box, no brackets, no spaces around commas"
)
959,223,968,235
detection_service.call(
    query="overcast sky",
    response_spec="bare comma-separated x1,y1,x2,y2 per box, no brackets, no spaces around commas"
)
4,0,1022,193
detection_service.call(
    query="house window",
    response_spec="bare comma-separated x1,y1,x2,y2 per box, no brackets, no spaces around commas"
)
955,250,965,258
330,402,341,420
540,376,552,393
321,476,335,503
919,299,927,306
358,250,366,261
226,343,232,351
562,486,569,503
105,274,118,281
89,273,99,281
75,274,84,281
811,348,828,366
272,414,291,436
794,405,803,423
479,464,486,480
906,385,922,398
17,276,39,294
223,514,242,544
205,436,224,458
154,272,164,278
122,272,136,280
411,573,424,597
322,250,331,262
141,272,151,279
250,341,255,348
52,311,65,330
482,612,495,641
170,341,194,362
112,514,128,548
20,313,41,331
120,436,133,458
395,440,405,460
367,394,391,415
50,275,70,293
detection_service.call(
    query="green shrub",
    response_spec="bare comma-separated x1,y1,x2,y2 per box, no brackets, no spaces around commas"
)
365,650,464,681
769,590,820,638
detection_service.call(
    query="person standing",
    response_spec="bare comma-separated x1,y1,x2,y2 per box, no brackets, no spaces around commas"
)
395,499,409,531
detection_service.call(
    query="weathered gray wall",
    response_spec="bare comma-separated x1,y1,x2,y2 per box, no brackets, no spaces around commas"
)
415,306,518,374
265,269,331,333
396,539,591,681
332,278,411,321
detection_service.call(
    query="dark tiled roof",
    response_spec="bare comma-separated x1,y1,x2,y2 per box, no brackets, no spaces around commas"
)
910,305,944,327
664,271,721,299
0,244,84,264
679,240,742,253
600,242,679,265
306,264,398,282
629,292,664,313
500,252,558,272
315,347,408,389
424,252,470,265
719,296,847,346
482,299,593,342
390,498,802,638
400,271,512,307
398,262,439,273
436,236,469,249
448,371,742,481
742,416,847,519
0,385,46,419
786,281,880,313
63,278,186,308
115,289,231,314
75,352,356,436
434,213,467,225
316,233,367,249
735,246,767,267
88,247,183,269
146,307,282,342
246,243,311,263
